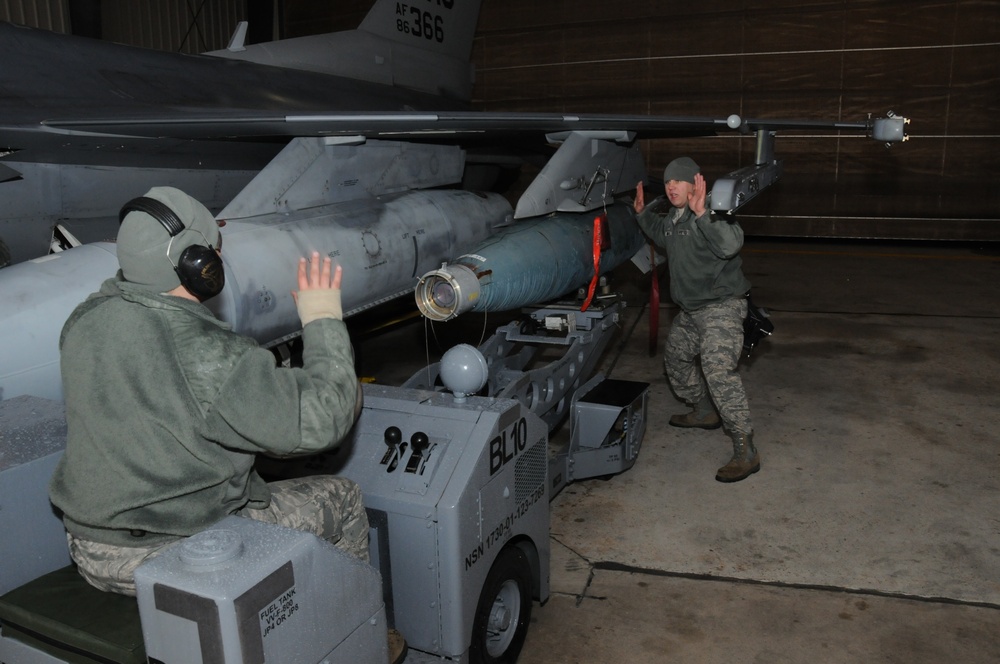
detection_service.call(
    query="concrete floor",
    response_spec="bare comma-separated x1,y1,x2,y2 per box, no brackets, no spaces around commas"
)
356,239,1000,663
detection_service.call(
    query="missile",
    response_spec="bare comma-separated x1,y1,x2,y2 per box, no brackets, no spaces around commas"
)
0,189,512,402
414,203,644,321
213,190,509,342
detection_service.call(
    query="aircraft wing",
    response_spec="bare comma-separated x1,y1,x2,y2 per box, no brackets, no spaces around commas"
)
10,108,893,145
0,21,902,156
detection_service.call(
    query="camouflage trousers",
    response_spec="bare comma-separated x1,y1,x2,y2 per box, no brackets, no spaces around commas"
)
664,297,753,434
67,475,369,596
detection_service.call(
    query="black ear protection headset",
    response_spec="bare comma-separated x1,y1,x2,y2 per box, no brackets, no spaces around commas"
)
118,196,225,300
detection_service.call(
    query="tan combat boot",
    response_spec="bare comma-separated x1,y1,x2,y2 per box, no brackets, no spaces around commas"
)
715,431,760,482
669,396,722,429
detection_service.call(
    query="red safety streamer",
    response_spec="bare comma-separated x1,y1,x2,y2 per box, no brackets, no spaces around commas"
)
581,212,608,311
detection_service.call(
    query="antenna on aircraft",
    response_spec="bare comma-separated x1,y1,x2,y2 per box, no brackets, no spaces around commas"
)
226,21,247,52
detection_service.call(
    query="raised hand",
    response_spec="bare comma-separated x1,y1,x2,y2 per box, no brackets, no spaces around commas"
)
689,173,708,217
293,251,344,325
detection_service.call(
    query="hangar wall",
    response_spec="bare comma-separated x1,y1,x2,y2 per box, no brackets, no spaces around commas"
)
313,0,999,241
469,0,999,241
0,0,69,32
0,0,245,52
99,0,246,53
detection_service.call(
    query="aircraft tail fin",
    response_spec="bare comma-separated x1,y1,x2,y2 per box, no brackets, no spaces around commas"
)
207,0,483,102
358,0,482,63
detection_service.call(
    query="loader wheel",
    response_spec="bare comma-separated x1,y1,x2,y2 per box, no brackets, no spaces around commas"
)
469,545,532,664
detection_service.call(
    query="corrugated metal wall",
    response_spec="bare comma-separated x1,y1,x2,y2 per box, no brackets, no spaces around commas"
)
0,0,70,31
284,0,365,35
101,0,246,53
0,0,245,50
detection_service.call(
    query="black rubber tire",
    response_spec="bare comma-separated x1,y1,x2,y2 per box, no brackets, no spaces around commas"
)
469,545,533,664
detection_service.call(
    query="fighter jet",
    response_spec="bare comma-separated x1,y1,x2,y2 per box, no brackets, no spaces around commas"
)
0,0,908,401
0,0,909,264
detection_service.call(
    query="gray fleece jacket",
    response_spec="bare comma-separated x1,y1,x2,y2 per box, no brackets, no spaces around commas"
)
49,274,359,546
635,197,751,311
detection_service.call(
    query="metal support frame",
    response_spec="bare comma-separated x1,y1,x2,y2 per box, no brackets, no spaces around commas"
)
404,295,625,432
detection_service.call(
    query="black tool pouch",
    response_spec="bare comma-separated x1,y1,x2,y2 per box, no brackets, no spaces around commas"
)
742,292,774,356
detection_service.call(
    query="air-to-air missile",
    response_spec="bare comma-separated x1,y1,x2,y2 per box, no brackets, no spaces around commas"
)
414,203,644,321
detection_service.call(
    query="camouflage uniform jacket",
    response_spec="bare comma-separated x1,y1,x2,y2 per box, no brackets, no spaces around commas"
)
49,274,359,547
635,197,751,312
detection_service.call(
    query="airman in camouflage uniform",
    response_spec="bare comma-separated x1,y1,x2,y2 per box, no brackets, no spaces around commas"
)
50,188,369,594
634,157,760,482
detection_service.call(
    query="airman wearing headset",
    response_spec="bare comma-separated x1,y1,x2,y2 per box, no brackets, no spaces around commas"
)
49,186,407,661
45,186,419,658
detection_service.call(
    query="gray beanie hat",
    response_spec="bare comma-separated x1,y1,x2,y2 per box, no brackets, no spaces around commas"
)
663,157,700,184
117,187,220,293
